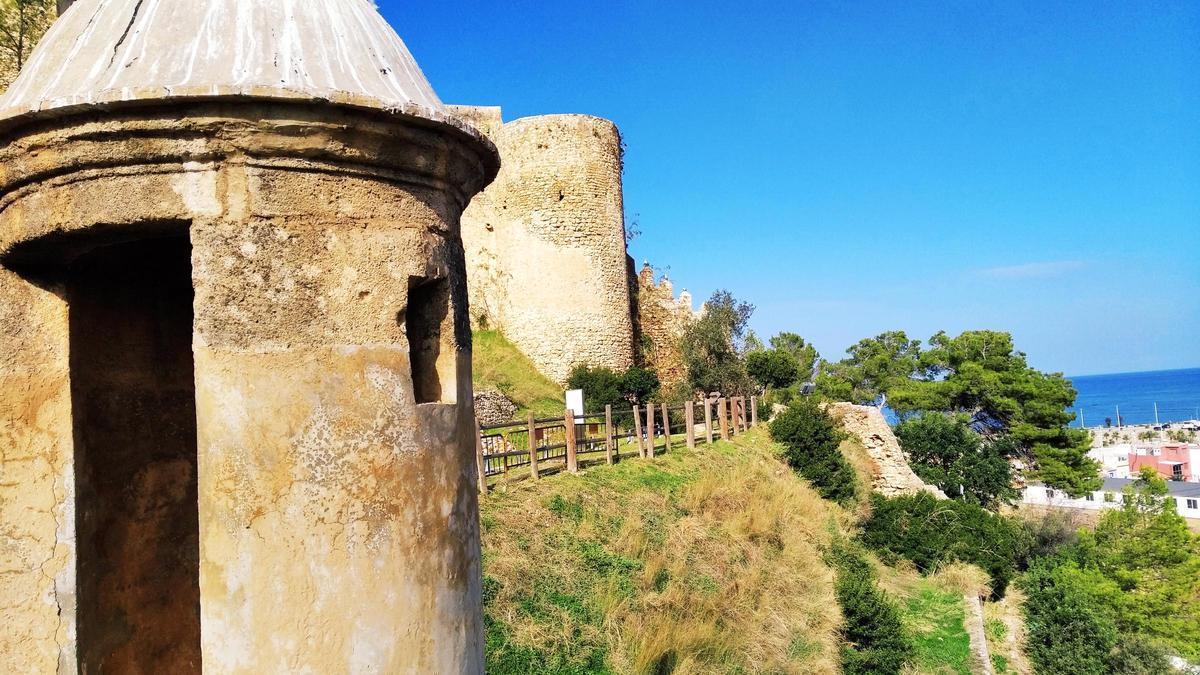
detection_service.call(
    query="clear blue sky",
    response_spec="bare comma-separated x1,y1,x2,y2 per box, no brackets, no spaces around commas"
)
381,0,1199,377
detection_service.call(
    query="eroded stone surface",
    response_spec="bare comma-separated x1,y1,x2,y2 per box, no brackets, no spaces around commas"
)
828,403,947,498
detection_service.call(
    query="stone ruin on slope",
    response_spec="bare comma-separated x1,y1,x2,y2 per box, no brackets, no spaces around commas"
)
828,403,948,499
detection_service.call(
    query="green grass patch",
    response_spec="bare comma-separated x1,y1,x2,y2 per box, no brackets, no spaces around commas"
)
901,585,973,675
473,329,563,418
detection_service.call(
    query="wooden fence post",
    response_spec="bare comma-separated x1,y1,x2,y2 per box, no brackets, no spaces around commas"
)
718,398,730,440
685,401,696,449
751,396,759,427
475,420,487,494
605,405,615,465
704,399,714,444
633,405,645,458
647,403,657,459
527,412,539,480
564,409,579,473
661,403,671,450
736,397,745,432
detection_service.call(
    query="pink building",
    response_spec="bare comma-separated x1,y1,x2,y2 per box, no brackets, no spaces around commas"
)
1130,444,1193,482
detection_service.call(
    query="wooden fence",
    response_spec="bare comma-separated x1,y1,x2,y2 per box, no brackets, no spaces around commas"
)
475,396,759,492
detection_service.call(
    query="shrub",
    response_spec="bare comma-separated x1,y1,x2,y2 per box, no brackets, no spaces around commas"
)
1108,635,1174,675
620,366,660,406
746,348,800,390
768,399,857,505
567,365,625,413
567,365,662,412
1019,557,1119,675
827,540,913,675
860,493,1030,596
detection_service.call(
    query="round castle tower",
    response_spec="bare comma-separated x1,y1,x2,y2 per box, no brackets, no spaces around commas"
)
452,106,636,384
0,1,497,673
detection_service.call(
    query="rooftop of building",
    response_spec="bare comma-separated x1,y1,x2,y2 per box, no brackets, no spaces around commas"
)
0,0,476,136
1032,477,1200,498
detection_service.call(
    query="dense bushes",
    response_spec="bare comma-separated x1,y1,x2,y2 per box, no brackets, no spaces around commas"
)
860,493,1030,596
566,364,660,412
768,398,858,505
1019,557,1119,675
1019,470,1200,671
827,540,913,675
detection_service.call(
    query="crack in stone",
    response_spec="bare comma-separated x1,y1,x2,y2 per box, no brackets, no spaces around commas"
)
108,0,147,69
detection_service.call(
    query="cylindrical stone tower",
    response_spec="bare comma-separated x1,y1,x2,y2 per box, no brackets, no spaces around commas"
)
0,1,498,673
453,107,636,384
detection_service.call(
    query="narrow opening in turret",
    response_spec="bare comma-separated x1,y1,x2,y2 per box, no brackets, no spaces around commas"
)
405,276,454,404
68,236,202,673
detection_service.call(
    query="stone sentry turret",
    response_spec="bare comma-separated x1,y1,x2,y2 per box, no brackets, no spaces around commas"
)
0,1,498,673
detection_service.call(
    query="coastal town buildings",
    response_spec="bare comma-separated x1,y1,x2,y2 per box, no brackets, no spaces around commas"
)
1129,443,1196,482
1022,478,1200,519
1088,442,1200,482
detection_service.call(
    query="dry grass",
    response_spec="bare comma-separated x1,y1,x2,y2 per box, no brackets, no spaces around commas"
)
837,437,879,518
480,429,849,674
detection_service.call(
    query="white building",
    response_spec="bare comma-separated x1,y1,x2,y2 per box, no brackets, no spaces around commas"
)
1022,477,1200,519
1087,444,1134,479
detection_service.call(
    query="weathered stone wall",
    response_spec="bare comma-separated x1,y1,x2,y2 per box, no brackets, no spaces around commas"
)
827,403,947,498
453,106,635,384
635,262,698,386
0,99,495,673
0,268,76,673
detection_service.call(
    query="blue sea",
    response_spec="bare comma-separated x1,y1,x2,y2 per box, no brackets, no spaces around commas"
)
1068,367,1200,428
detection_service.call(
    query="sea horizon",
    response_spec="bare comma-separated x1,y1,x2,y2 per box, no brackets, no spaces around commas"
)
1067,365,1200,380
1066,367,1200,428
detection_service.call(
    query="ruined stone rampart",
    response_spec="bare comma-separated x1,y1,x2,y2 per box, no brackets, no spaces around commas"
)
634,262,699,386
827,403,948,498
453,106,635,384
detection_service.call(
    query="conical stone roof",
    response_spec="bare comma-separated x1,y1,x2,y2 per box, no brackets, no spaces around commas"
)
0,0,460,128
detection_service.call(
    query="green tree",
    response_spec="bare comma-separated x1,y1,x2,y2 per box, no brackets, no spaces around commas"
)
743,329,765,353
888,330,1100,496
1069,468,1200,660
769,331,819,375
894,412,1016,508
815,331,922,405
768,398,857,505
1020,557,1120,675
680,290,754,396
745,348,800,391
1021,469,1200,669
0,0,55,89
860,493,1030,596
568,365,662,411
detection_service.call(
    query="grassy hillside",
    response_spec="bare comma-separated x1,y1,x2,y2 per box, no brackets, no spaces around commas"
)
472,330,564,418
480,429,851,674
